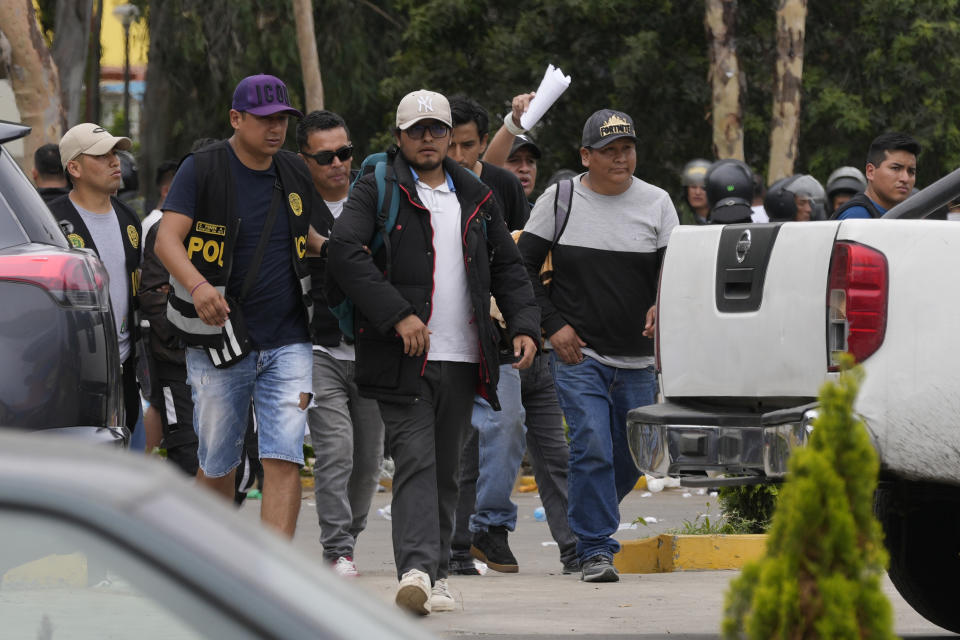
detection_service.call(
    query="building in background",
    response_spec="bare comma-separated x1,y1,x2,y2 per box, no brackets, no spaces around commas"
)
99,0,148,140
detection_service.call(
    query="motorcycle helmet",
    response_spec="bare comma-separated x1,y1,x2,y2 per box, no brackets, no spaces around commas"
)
705,159,754,224
681,158,711,187
825,166,867,201
765,174,827,221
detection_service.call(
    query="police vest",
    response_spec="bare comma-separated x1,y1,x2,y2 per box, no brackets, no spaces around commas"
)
165,141,314,347
48,194,141,348
831,192,883,219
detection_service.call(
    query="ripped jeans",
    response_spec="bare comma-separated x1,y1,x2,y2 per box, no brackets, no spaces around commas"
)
186,342,312,477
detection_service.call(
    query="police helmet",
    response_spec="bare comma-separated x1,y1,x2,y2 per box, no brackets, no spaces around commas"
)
825,166,867,200
705,159,754,223
681,158,711,187
765,177,796,221
765,174,827,221
786,174,826,220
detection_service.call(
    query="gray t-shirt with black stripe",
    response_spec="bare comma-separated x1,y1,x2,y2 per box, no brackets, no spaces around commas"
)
523,173,678,367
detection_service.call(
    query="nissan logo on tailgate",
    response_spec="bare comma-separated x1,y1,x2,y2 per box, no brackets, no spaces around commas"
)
735,230,751,263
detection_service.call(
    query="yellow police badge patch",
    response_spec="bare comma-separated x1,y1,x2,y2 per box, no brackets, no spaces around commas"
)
288,192,303,216
67,233,85,248
127,225,139,249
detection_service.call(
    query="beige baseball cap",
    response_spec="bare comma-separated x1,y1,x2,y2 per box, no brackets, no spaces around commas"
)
59,123,132,168
395,89,452,130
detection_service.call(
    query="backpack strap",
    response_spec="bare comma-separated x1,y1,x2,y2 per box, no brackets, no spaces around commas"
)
552,178,574,249
371,161,400,282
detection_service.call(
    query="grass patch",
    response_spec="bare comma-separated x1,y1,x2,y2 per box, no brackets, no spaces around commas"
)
661,502,765,535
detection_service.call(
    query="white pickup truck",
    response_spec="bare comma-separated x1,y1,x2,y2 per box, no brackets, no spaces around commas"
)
627,171,960,633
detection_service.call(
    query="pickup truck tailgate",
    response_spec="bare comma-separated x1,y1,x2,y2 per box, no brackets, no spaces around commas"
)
659,222,839,399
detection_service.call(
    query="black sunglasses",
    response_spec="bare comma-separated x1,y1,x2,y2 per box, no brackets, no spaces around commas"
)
304,144,353,165
404,123,450,140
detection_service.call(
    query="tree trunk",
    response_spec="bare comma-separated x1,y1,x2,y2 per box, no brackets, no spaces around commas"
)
52,0,92,127
0,0,64,175
140,1,175,210
291,0,323,112
84,0,102,123
705,0,744,161
767,0,807,184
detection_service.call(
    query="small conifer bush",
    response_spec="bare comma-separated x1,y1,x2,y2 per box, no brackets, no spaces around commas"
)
722,359,894,639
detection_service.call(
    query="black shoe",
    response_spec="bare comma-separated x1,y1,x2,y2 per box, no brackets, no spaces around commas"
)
470,526,518,573
561,558,580,574
448,557,481,576
580,555,619,582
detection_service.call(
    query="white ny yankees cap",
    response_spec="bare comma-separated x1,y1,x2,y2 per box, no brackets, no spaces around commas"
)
396,89,452,130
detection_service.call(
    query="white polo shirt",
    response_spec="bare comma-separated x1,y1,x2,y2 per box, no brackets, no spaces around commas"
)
412,169,479,363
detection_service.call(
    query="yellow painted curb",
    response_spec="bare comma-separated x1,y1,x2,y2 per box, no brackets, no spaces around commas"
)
2,553,87,589
300,475,315,490
614,534,767,573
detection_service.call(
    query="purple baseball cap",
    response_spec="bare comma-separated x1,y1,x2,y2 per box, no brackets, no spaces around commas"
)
231,74,303,117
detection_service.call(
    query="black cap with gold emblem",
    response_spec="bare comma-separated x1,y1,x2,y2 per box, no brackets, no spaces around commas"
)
581,109,636,149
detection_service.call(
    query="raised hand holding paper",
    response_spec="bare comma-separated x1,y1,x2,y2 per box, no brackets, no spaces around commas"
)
519,64,572,130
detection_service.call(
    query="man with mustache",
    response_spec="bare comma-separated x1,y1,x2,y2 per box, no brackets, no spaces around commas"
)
327,89,540,615
518,108,678,583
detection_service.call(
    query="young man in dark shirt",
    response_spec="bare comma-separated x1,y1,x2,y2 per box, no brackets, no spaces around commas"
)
446,95,534,574
835,132,920,220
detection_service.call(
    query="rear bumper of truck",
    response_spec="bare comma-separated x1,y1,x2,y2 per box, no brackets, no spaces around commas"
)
626,401,819,483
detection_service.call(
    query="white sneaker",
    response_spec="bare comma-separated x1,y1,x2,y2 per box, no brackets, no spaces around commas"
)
395,569,431,616
430,578,455,612
333,556,359,578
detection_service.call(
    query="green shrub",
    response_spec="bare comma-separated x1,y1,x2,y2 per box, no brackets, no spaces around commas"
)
722,360,894,639
719,484,779,534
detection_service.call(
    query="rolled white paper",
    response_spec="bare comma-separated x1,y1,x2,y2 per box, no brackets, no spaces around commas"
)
519,63,572,130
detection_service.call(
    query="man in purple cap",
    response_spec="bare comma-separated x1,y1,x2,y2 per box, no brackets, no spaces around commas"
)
156,74,327,538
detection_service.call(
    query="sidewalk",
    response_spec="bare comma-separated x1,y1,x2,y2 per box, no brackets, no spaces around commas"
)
241,485,955,638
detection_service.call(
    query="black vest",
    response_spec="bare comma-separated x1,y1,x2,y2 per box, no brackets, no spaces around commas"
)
165,141,314,347
48,194,141,348
831,192,883,219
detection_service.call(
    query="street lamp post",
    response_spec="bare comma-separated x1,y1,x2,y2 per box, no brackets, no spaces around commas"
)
112,3,140,138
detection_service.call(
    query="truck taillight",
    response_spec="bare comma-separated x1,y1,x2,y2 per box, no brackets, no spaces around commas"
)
0,253,109,310
827,241,887,371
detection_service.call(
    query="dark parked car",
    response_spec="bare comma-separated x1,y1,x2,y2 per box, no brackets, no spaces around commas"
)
0,121,125,443
0,431,434,639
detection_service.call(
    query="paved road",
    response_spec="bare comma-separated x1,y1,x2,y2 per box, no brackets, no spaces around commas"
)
239,483,956,639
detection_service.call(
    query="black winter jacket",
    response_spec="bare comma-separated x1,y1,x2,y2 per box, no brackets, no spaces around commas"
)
326,152,540,408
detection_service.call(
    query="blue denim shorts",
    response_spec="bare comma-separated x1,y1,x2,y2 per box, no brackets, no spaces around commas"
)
186,342,312,477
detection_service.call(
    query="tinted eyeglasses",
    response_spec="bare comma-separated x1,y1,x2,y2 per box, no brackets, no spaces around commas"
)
404,123,450,140
304,144,353,165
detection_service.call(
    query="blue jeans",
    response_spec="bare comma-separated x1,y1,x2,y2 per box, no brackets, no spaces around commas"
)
186,343,313,477
550,354,657,561
469,364,526,532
